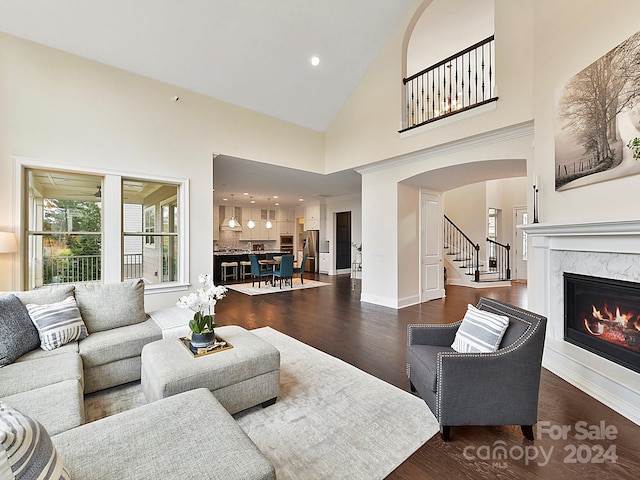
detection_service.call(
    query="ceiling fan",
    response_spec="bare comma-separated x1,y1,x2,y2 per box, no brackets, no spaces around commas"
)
67,185,101,198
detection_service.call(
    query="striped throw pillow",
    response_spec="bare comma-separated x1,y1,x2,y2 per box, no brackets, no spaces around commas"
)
451,304,510,353
0,402,71,479
26,297,88,351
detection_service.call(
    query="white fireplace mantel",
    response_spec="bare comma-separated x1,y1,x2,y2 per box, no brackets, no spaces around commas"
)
521,219,640,426
520,219,640,237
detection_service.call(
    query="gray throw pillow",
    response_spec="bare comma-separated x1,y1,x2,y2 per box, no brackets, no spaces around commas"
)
74,279,146,333
27,296,89,351
2,285,75,306
0,295,40,366
0,401,71,479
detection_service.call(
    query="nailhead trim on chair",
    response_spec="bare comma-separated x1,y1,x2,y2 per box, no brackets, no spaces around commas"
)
435,308,545,421
406,320,463,346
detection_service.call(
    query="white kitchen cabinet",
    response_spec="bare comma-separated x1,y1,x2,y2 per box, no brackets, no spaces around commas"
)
319,253,330,274
239,208,252,240
276,209,294,222
305,203,324,230
276,209,294,234
277,220,294,235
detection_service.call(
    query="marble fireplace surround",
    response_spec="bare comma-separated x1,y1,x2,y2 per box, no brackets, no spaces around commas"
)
522,220,640,426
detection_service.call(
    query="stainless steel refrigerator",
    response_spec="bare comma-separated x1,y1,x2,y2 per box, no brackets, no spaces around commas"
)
302,230,319,273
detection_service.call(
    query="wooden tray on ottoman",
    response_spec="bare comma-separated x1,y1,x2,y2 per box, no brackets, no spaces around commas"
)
179,335,233,357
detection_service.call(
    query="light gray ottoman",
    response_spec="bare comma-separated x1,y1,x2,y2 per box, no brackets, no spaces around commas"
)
141,325,280,414
53,388,276,480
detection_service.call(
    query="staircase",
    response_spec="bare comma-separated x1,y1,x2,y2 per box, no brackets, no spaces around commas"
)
444,215,511,288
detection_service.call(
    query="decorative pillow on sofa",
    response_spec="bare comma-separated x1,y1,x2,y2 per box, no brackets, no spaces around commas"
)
73,279,146,333
0,295,40,366
0,402,71,479
3,285,75,308
26,296,88,351
451,304,510,353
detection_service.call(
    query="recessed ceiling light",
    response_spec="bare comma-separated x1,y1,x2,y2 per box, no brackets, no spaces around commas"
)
299,198,304,202
311,56,320,67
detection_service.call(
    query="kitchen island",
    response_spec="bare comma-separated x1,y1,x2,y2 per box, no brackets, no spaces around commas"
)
213,250,284,284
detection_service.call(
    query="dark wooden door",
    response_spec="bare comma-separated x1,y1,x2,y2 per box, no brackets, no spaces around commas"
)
336,211,351,270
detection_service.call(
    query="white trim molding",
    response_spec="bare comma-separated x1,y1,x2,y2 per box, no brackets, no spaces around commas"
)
522,220,640,425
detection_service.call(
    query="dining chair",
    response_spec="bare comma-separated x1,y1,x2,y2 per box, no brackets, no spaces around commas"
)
292,253,308,284
272,255,294,288
248,254,271,287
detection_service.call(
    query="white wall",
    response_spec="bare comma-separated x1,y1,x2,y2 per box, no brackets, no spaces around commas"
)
322,193,362,275
398,183,420,305
325,0,534,172
5,0,639,314
526,0,640,308
359,130,533,308
531,0,640,226
0,32,324,304
407,0,494,76
486,177,527,245
444,181,487,251
444,177,526,270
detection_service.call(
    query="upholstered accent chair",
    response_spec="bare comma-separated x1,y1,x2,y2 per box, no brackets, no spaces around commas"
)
406,297,547,441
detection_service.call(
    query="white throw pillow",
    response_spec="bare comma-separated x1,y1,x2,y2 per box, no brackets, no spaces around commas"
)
27,296,88,351
0,402,71,479
451,304,510,353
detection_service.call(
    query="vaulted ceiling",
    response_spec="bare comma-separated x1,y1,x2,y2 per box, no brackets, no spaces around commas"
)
0,1,416,205
0,0,414,132
1,1,523,205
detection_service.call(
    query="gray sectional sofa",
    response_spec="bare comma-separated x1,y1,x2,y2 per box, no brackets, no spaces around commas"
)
0,280,276,479
0,279,161,435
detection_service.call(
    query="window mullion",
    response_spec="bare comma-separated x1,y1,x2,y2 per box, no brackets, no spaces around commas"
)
102,175,122,283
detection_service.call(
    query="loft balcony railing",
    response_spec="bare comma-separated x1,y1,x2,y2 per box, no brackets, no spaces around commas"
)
401,35,497,132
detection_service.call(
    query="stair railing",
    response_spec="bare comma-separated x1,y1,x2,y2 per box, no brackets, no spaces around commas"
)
486,238,511,281
444,215,480,282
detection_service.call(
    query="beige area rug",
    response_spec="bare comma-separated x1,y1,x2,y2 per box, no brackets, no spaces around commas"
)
225,278,330,295
84,327,438,479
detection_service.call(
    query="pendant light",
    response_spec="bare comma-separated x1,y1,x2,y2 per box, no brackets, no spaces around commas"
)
265,197,273,230
247,196,256,229
228,194,237,228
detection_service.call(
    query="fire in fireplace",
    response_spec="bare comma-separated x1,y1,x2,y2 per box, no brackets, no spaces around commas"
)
564,273,640,374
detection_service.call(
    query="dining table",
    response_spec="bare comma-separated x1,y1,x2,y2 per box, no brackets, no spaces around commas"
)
258,258,280,285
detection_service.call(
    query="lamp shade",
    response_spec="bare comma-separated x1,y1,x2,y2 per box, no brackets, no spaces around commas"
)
0,232,18,253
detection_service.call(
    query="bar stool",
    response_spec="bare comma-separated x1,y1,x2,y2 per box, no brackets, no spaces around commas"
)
220,261,238,283
239,260,252,280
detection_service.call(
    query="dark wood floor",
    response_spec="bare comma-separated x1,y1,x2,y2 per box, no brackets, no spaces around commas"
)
215,274,640,479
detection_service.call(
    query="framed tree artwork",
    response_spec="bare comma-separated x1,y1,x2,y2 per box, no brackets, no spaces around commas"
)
555,30,640,191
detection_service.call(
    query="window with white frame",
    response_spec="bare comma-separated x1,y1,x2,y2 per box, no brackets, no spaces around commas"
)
144,206,156,247
23,165,186,289
25,169,103,288
122,179,180,285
